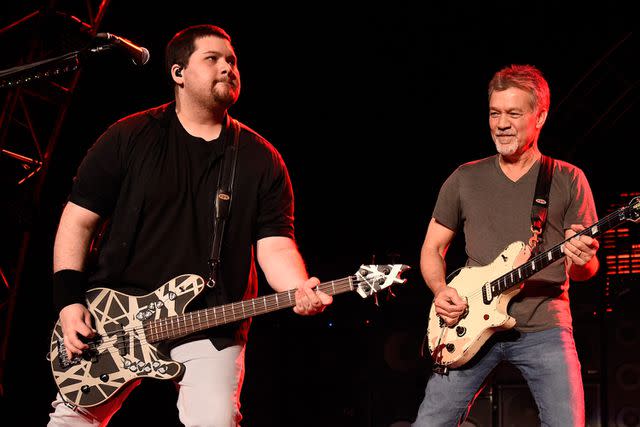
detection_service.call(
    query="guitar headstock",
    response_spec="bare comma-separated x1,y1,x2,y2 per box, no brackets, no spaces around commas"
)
628,196,640,223
354,264,410,298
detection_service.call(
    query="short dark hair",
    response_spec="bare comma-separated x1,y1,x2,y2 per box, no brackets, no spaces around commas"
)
165,24,232,78
488,64,550,113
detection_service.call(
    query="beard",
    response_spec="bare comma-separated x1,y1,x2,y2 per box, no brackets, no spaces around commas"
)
211,81,240,107
493,135,518,156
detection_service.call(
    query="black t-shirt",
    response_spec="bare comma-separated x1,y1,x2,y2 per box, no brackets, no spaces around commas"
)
69,102,295,348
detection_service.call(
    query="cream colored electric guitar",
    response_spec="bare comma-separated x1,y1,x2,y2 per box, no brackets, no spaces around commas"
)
424,197,639,370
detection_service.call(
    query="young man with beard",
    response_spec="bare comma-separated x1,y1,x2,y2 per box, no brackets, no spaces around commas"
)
48,24,332,426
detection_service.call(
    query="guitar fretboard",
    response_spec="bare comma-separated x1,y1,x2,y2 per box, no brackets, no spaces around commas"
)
143,276,356,343
490,203,637,297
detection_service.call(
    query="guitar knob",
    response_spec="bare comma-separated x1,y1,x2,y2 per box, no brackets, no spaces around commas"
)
456,326,466,337
445,343,455,353
100,374,109,382
81,385,90,394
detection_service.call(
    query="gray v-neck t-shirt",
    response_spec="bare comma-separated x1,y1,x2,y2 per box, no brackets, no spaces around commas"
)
432,155,597,331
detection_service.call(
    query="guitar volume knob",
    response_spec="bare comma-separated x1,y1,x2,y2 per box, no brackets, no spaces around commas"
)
445,343,455,353
456,326,466,337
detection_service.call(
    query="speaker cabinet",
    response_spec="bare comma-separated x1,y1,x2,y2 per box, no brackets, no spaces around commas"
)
497,384,538,427
571,298,603,378
497,383,600,426
605,312,640,426
461,388,493,427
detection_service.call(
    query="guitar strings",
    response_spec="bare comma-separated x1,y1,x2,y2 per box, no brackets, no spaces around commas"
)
452,208,621,302
98,276,355,336
78,277,362,355
59,269,397,361
90,278,358,354
436,204,631,317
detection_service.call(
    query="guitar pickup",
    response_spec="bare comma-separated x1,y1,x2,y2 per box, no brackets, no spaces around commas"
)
115,326,128,356
82,336,102,363
482,282,493,304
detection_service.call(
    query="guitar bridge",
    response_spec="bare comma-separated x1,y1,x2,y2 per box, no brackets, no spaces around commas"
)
461,302,469,319
57,335,103,367
57,339,81,368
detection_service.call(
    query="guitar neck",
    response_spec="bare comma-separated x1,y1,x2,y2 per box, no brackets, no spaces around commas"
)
492,204,635,296
145,276,356,343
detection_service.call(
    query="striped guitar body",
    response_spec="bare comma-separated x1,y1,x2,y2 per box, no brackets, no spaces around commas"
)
49,275,202,408
49,264,409,408
425,196,640,370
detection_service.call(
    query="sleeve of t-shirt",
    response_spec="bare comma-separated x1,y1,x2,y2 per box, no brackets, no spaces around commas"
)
255,148,295,241
432,168,462,232
69,123,124,218
563,167,598,229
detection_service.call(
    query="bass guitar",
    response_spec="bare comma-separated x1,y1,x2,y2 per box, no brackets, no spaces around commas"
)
49,264,409,407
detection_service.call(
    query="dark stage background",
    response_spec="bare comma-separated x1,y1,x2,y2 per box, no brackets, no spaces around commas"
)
1,3,638,426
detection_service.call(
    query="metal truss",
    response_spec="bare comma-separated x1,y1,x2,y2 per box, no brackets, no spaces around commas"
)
0,0,111,396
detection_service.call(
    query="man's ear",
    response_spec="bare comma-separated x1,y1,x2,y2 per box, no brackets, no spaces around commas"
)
536,109,548,129
171,65,183,84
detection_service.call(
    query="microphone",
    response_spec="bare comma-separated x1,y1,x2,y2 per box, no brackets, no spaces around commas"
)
96,32,150,65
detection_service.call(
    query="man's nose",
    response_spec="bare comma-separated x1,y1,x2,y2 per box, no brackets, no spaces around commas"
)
220,60,234,75
497,115,511,129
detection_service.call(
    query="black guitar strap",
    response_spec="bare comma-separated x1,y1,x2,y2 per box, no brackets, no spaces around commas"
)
207,117,241,288
529,154,555,253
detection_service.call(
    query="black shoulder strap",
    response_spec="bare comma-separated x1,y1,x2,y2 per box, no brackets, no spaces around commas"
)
529,154,555,251
207,118,241,288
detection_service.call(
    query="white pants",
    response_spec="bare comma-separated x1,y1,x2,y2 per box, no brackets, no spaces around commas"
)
48,339,246,427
